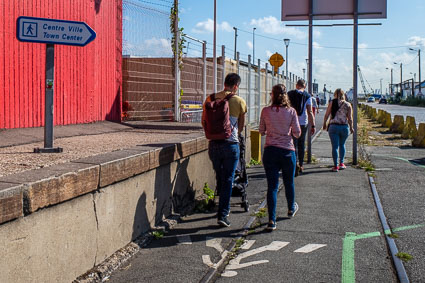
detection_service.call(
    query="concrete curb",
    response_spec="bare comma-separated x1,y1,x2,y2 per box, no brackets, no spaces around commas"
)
368,176,410,283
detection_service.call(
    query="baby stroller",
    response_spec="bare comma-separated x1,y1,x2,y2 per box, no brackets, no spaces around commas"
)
232,134,250,212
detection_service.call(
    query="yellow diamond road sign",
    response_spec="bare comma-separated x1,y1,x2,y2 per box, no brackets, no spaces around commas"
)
269,52,284,68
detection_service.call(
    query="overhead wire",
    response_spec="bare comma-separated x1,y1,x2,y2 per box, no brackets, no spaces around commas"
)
236,27,425,50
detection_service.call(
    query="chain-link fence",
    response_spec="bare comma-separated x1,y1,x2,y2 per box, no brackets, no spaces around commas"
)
122,0,175,121
121,1,303,124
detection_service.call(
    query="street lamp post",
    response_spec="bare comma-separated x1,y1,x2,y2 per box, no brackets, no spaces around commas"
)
284,38,290,87
409,48,421,96
386,67,393,96
380,78,382,95
305,58,309,85
233,27,238,60
252,27,256,65
302,68,306,80
394,62,402,96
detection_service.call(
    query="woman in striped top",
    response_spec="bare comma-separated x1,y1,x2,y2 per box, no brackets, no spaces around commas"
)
259,84,301,231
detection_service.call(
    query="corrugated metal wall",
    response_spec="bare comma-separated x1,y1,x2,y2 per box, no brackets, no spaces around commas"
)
0,0,122,129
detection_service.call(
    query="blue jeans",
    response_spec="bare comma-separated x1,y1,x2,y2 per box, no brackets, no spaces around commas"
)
328,124,350,167
262,146,296,223
208,141,240,219
293,125,308,166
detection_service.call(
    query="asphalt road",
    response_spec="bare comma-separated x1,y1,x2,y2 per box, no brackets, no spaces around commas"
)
363,102,425,125
366,145,425,283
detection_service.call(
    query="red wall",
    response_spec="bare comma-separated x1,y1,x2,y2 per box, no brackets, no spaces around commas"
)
0,0,122,129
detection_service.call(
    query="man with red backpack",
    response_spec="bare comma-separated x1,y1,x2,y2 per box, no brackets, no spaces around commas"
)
202,73,247,227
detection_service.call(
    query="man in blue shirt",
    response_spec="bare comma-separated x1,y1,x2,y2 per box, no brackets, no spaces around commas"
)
287,79,316,175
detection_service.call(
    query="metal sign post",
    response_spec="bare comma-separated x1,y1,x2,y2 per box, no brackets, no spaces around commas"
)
352,0,359,165
17,16,96,153
307,0,313,164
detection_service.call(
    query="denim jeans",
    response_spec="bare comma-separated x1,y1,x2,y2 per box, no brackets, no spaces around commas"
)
262,146,296,223
328,124,350,167
293,125,308,166
208,141,240,219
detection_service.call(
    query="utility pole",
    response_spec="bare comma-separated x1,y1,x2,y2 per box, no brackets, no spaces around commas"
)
252,27,256,65
409,48,422,96
387,67,393,95
284,38,290,87
419,49,422,95
233,27,237,60
394,62,402,96
380,78,382,94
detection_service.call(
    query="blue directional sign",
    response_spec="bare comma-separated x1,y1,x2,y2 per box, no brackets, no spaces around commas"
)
17,16,96,46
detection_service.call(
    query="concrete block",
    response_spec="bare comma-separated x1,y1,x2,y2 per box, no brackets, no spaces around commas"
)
0,163,100,214
371,108,377,120
390,115,404,133
250,130,261,162
382,112,392,128
74,149,150,187
0,182,24,224
412,123,425,147
401,116,418,139
0,193,97,283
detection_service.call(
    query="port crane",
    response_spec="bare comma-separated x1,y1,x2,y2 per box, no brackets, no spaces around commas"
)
357,65,374,95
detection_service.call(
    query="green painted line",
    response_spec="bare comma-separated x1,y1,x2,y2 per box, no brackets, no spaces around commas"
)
352,231,381,240
342,232,381,283
341,224,424,283
342,232,356,283
393,224,425,232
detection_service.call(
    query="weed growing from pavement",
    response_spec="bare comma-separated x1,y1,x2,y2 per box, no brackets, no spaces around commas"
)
368,172,376,178
194,183,215,213
249,158,262,166
152,231,164,240
396,252,413,262
252,207,267,218
388,233,399,239
304,154,318,164
358,158,375,172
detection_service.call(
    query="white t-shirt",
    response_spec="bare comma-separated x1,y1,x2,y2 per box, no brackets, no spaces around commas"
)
298,97,312,126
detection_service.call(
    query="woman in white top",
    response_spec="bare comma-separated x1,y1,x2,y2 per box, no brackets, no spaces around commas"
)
323,88,354,172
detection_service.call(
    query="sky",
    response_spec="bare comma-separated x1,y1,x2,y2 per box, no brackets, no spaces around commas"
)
176,0,425,94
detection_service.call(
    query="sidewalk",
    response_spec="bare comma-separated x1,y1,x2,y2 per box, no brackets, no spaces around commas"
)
0,121,203,177
106,131,398,283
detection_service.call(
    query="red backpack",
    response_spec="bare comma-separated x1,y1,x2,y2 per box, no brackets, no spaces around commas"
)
203,93,235,140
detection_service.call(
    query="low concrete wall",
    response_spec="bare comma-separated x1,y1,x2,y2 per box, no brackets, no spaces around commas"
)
0,132,245,282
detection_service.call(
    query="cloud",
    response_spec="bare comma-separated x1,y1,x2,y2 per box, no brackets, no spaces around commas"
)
406,36,425,47
123,37,172,57
266,50,273,58
313,42,322,50
192,19,233,34
246,41,253,50
250,16,306,39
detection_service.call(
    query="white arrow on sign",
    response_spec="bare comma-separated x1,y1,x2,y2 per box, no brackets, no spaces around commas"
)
17,16,96,46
